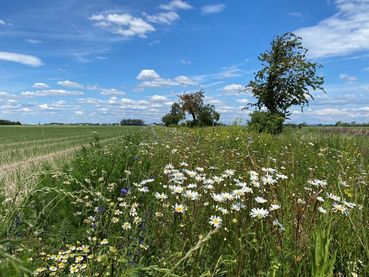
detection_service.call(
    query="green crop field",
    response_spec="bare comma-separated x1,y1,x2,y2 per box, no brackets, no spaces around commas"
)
0,126,133,197
0,126,368,276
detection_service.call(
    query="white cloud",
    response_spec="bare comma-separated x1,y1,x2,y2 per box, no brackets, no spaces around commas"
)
173,75,196,85
222,83,244,94
339,73,358,82
99,88,126,96
21,89,84,97
160,0,193,11
77,98,102,104
32,82,49,89
136,69,196,88
288,11,302,17
237,98,249,104
74,110,84,115
295,0,369,58
193,65,246,82
311,108,349,116
25,38,42,44
38,101,66,111
145,11,179,25
180,59,192,64
0,91,16,97
201,4,226,15
137,69,161,80
0,19,7,25
0,51,43,67
89,13,155,38
150,95,169,102
57,80,83,88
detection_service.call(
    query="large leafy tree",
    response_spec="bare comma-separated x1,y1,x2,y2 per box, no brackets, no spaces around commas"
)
179,90,204,124
198,104,220,126
162,102,185,126
246,32,325,118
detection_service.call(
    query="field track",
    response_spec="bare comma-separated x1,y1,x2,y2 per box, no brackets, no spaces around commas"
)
0,135,124,179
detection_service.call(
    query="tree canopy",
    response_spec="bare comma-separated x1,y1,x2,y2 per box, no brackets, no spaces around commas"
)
120,119,145,126
179,90,204,124
246,32,325,118
162,90,220,127
162,103,185,126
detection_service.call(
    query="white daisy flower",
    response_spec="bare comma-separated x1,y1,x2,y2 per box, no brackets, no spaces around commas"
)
250,208,269,219
209,216,222,228
255,196,267,204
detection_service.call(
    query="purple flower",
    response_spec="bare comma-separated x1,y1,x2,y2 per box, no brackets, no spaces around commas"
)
120,188,128,195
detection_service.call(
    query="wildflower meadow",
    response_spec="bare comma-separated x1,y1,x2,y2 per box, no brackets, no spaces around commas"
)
0,126,368,276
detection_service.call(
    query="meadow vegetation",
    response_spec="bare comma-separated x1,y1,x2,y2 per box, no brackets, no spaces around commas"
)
0,126,368,276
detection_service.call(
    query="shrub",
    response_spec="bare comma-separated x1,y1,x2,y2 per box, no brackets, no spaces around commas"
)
248,111,284,134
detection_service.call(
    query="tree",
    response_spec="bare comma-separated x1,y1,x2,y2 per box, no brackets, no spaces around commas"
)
162,102,185,126
120,119,145,126
246,32,325,118
179,90,204,124
198,104,220,126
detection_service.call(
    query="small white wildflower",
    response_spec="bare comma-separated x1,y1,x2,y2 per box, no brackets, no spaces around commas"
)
174,203,185,213
269,204,281,211
100,239,108,245
250,208,269,219
272,219,285,231
318,207,327,214
209,216,222,228
327,193,341,202
122,222,132,230
255,196,267,204
316,196,325,202
154,192,168,201
332,203,349,215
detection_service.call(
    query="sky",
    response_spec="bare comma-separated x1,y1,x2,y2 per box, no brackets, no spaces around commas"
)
1,0,369,124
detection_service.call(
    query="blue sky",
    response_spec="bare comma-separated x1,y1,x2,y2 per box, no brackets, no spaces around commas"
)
1,0,369,124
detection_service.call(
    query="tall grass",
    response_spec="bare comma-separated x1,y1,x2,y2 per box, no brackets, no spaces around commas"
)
0,126,368,276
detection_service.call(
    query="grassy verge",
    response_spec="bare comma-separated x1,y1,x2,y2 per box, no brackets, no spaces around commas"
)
0,126,368,276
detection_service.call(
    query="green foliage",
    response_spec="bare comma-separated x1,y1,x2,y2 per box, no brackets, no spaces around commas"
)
120,119,145,126
248,111,284,134
162,103,185,126
311,225,337,277
0,119,21,125
168,90,221,127
179,90,205,124
198,104,220,127
247,32,325,118
1,126,369,276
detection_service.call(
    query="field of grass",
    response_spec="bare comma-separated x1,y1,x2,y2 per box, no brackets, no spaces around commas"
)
0,126,368,276
0,126,131,198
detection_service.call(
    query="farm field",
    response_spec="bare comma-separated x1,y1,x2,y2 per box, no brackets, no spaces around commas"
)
0,126,133,197
0,126,368,276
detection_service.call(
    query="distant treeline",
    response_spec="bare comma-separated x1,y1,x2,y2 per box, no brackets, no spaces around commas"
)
120,119,145,126
334,121,369,127
283,122,369,128
44,123,120,126
0,119,21,125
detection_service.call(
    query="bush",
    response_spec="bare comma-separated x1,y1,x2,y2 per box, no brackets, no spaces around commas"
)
248,111,284,134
